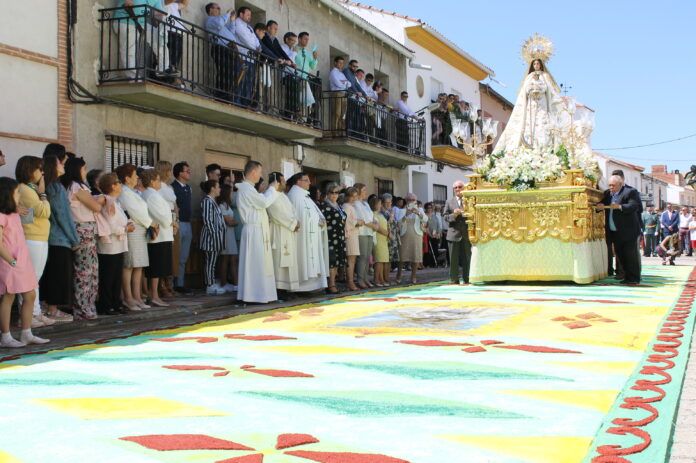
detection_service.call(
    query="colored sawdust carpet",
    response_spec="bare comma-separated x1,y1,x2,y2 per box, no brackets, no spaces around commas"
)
0,264,694,463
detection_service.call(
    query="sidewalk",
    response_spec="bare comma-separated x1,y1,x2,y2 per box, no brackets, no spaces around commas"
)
17,267,450,357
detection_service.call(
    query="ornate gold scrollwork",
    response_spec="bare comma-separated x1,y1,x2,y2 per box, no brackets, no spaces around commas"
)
461,170,604,245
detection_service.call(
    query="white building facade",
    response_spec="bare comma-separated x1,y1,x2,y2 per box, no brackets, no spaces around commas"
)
342,1,495,204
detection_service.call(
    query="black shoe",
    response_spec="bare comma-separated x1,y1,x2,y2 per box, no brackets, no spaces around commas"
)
620,279,640,285
174,286,194,296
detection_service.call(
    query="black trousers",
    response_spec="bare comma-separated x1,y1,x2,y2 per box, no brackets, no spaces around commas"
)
40,245,73,306
97,252,124,313
167,31,183,71
449,239,472,283
609,232,640,283
396,119,410,152
211,43,233,99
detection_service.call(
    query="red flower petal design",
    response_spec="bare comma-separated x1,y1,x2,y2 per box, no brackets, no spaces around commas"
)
225,334,298,341
395,340,473,347
216,455,264,463
285,450,410,463
120,434,255,451
162,365,227,371
576,312,603,320
563,321,592,329
494,345,582,354
153,337,218,343
462,346,487,353
276,433,320,450
240,365,314,378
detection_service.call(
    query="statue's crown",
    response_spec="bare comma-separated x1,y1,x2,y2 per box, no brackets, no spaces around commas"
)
521,33,554,64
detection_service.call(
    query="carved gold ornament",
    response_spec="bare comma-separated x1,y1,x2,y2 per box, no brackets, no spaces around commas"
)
462,170,604,245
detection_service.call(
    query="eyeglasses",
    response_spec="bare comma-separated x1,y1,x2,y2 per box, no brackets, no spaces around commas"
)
329,190,339,194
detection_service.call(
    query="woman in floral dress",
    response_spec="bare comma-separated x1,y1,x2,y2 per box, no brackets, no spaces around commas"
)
321,182,347,294
61,157,105,319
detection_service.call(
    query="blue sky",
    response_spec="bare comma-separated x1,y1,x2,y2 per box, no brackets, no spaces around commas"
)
359,0,696,172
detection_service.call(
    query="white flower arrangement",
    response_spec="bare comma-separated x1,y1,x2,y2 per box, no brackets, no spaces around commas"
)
478,97,600,191
477,147,564,191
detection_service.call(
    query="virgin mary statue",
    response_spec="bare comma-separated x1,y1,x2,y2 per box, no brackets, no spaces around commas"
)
494,34,562,154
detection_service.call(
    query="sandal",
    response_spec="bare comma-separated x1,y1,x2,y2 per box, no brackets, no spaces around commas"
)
326,286,340,294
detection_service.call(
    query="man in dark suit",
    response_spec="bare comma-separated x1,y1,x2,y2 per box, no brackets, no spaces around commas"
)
443,181,471,284
597,175,642,284
262,20,294,64
604,169,642,278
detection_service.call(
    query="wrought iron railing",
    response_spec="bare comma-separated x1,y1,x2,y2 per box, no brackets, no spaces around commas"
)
98,5,322,129
321,91,426,156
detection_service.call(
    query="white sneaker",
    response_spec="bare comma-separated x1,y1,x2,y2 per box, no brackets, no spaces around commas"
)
222,283,237,293
30,316,44,329
39,314,56,326
206,284,226,295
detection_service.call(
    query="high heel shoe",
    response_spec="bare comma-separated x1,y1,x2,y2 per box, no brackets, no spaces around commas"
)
123,300,141,311
135,300,151,309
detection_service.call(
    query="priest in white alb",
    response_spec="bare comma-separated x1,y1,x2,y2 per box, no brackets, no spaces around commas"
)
236,161,280,303
286,173,329,292
265,172,300,293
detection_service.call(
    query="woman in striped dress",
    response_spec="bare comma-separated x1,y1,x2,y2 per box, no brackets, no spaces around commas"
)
200,180,226,295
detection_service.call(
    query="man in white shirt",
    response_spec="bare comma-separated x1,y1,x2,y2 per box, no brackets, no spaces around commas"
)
329,56,350,130
236,161,280,303
679,206,693,256
204,3,236,99
233,6,260,107
363,73,379,100
287,173,329,292
396,91,414,153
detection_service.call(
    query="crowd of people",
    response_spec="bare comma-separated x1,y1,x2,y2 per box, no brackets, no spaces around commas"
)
641,203,696,265
430,93,483,147
599,168,696,283
113,0,421,140
0,145,472,349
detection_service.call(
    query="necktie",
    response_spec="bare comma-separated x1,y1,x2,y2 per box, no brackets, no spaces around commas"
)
608,192,619,232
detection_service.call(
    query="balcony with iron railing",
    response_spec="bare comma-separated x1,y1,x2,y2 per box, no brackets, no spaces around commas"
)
98,5,322,140
429,107,498,167
318,91,426,167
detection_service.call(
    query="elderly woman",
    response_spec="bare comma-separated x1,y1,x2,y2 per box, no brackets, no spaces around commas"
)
342,187,362,291
321,182,347,294
399,193,427,284
116,164,152,311
96,173,132,315
140,169,174,307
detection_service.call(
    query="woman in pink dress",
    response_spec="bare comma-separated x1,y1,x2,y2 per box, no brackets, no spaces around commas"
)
342,187,363,291
0,177,50,348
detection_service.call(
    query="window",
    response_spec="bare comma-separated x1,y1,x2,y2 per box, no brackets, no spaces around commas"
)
430,77,443,102
375,178,394,197
104,135,159,172
433,184,448,203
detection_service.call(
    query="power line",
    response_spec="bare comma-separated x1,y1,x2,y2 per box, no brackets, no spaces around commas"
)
595,132,696,151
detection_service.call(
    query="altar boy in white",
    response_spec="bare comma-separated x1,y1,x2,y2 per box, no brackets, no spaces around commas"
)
286,173,329,291
266,172,300,292
236,161,280,303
